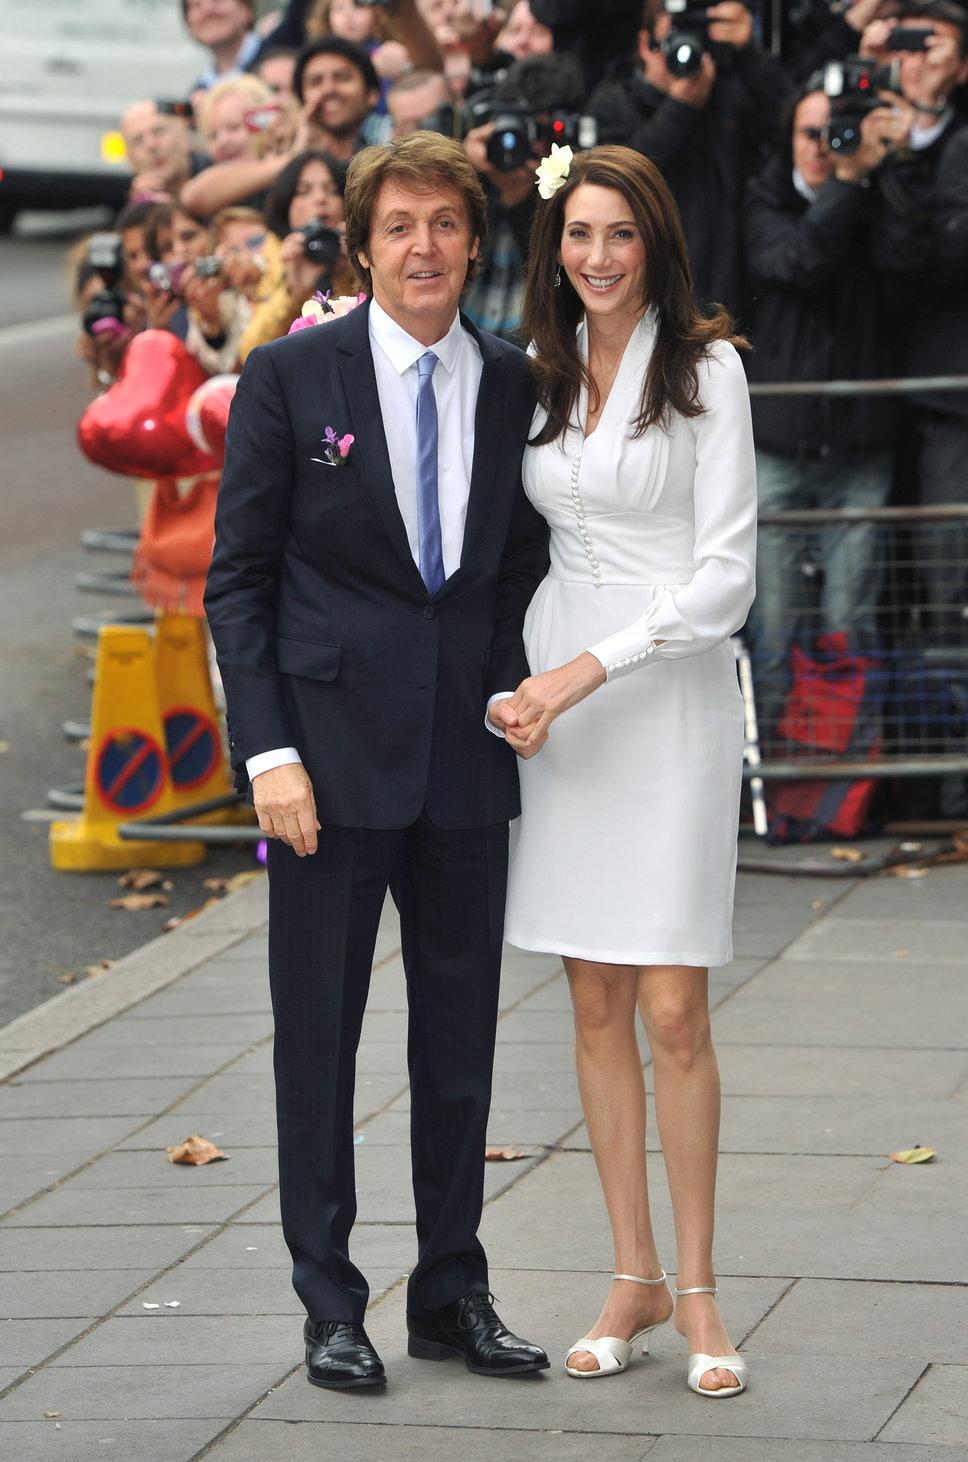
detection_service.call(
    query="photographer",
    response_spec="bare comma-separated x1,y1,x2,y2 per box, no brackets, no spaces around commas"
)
460,52,588,337
786,1,901,80
528,0,644,93
859,2,968,164
742,79,922,741
238,148,355,359
387,67,454,135
587,2,793,314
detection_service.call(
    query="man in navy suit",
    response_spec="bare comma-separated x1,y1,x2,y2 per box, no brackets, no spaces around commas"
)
205,131,550,1390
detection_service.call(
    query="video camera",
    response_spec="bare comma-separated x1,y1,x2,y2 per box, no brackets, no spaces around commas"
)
466,93,598,173
821,56,902,154
82,233,128,339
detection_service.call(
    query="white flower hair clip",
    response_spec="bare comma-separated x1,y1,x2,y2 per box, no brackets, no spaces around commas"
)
535,143,574,201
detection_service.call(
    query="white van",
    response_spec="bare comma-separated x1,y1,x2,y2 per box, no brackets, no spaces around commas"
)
0,0,206,230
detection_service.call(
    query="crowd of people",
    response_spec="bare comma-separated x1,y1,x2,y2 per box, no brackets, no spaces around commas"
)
72,0,968,770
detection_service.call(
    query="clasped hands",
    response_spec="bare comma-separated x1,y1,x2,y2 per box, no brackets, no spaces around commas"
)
487,652,607,759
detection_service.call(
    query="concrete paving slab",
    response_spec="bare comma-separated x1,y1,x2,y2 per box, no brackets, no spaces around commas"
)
359,1106,578,1148
750,1280,968,1363
52,1313,298,1368
710,973,968,1050
0,1271,148,1320
0,1078,195,1120
0,1318,93,1368
0,1418,233,1462
3,1183,272,1228
0,1365,287,1421
174,1225,291,1270
112,1267,398,1316
879,1363,968,1446
73,1014,275,1049
714,1044,968,1099
0,1118,137,1159
66,1148,280,1190
115,1111,282,1151
836,867,968,921
117,986,273,1018
784,916,968,965
211,1420,659,1461
0,1226,215,1273
649,1440,968,1462
13,1042,258,1083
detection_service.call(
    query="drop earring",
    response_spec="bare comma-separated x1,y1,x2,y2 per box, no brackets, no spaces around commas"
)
554,267,562,288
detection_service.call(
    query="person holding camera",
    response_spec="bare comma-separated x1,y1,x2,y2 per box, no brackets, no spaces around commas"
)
587,1,793,315
238,149,355,358
461,53,589,338
741,78,922,743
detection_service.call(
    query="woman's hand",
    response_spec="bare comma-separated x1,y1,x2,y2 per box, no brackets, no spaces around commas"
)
506,652,608,753
182,265,223,334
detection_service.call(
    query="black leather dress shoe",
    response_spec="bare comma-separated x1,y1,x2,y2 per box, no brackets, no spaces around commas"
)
304,1318,386,1389
407,1293,549,1376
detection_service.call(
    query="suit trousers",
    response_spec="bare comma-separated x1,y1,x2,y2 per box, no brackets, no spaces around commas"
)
266,811,508,1324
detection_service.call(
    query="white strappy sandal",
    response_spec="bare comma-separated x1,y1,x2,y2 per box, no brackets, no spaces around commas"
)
564,1269,671,1379
674,1283,749,1398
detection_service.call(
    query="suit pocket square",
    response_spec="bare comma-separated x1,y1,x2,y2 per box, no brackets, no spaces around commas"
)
308,456,339,466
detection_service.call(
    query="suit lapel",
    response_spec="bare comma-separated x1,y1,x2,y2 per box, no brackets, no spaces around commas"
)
335,301,426,591
438,315,507,599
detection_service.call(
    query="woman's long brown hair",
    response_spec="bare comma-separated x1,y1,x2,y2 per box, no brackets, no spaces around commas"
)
522,146,746,447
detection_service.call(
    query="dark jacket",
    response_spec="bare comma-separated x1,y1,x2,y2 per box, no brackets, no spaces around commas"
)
588,46,792,315
743,153,921,458
204,301,549,829
904,123,968,422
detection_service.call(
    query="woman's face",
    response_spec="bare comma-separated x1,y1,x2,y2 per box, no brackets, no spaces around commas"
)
559,183,648,323
121,225,152,282
288,159,345,229
327,0,375,44
168,210,214,265
207,93,259,164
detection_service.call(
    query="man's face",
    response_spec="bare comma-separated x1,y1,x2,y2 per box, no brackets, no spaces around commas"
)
122,103,191,187
257,53,297,105
358,180,479,338
889,19,968,102
184,0,252,49
389,77,451,138
301,53,378,138
792,92,833,191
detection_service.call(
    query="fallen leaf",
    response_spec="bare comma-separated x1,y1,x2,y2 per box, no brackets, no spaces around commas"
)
165,1134,228,1166
830,846,863,863
893,949,911,959
109,892,170,911
56,972,79,985
890,866,929,879
118,868,165,891
0,741,9,754
485,1145,530,1162
890,1146,936,1164
203,870,265,896
163,898,219,932
43,1411,60,1419
811,899,824,910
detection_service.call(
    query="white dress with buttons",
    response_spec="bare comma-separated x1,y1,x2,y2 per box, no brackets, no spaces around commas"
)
504,313,757,968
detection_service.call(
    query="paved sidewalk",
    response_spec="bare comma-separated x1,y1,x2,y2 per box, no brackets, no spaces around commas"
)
1,858,967,1461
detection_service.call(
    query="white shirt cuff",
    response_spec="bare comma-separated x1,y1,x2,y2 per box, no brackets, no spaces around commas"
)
485,692,514,738
245,747,302,779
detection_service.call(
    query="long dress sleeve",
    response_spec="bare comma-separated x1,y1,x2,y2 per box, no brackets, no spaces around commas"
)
586,342,757,680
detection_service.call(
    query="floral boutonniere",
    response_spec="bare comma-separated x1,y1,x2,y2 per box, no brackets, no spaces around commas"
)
288,289,367,335
321,424,355,467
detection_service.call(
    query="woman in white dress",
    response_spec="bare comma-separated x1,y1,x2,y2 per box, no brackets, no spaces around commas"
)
489,146,757,1395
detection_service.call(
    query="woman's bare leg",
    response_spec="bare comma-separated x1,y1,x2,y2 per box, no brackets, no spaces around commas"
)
564,956,673,1372
637,965,740,1390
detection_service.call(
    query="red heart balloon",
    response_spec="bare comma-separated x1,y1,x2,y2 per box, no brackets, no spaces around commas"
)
77,331,218,479
185,374,238,466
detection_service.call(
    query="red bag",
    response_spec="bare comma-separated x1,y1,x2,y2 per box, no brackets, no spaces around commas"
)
768,632,882,842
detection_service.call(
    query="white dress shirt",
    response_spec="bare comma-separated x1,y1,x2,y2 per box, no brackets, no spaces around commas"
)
246,300,487,781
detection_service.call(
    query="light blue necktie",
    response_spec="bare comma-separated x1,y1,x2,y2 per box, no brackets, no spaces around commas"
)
415,350,444,596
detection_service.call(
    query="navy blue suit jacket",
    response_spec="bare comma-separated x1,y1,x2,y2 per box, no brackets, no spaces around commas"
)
204,300,549,830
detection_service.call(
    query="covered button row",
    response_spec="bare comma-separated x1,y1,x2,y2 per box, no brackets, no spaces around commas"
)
570,451,602,586
605,644,657,674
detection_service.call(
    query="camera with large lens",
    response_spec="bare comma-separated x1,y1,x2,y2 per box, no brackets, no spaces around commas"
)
147,259,189,294
468,93,598,173
661,0,715,80
821,56,901,154
81,232,128,338
300,220,341,268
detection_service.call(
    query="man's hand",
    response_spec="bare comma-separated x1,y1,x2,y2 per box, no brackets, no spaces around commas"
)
464,124,537,207
706,2,753,49
507,652,607,750
252,762,320,856
834,96,913,181
845,0,895,35
669,52,717,109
